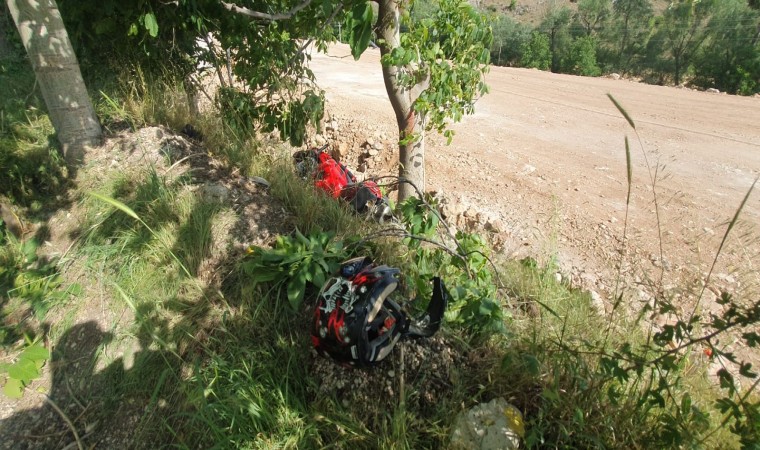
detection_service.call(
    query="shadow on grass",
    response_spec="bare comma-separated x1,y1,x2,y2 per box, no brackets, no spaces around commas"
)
0,134,338,447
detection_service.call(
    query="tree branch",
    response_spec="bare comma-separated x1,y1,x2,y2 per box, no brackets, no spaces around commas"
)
220,0,313,21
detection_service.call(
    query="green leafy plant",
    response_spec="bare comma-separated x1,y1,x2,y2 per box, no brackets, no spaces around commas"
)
1,236,81,344
241,230,347,309
1,340,50,398
397,197,505,334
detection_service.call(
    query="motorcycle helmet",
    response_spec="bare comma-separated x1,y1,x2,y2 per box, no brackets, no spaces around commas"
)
312,256,448,366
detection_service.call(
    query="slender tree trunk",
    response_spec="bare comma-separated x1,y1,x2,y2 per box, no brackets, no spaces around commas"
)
376,0,426,202
674,55,681,86
7,0,101,165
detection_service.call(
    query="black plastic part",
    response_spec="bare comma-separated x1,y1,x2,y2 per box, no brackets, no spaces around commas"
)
340,256,373,278
404,277,448,339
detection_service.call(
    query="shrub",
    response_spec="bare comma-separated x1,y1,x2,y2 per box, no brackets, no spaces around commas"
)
520,32,551,70
565,36,602,76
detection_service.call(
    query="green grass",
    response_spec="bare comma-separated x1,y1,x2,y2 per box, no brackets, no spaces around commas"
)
0,57,68,209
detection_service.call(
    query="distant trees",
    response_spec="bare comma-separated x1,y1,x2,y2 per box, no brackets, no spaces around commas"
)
488,0,760,95
650,0,715,85
693,0,760,94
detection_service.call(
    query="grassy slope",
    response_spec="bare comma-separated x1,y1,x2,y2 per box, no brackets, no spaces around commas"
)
1,51,757,448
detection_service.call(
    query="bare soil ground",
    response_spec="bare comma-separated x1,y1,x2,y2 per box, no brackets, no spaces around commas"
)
308,43,760,327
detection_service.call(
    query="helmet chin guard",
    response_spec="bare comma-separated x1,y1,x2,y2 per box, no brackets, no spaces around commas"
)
311,257,448,366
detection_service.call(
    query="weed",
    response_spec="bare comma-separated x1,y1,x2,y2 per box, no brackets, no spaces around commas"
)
0,339,49,398
1,234,80,346
241,229,348,310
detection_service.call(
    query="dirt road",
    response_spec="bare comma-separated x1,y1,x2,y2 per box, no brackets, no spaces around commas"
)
308,44,760,308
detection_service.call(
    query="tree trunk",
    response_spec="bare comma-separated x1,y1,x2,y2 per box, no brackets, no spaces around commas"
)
398,113,426,200
7,0,101,165
674,56,681,86
376,0,426,202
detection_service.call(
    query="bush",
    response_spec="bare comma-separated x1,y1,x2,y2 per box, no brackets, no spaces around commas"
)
565,36,602,76
520,32,552,70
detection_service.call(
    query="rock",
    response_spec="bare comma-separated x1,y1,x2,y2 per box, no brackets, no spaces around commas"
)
450,398,524,450
441,200,465,221
367,148,379,157
590,290,606,315
609,73,621,80
201,183,229,203
486,219,504,233
334,142,349,161
249,176,270,188
520,164,536,175
580,272,597,286
315,134,327,146
706,88,720,94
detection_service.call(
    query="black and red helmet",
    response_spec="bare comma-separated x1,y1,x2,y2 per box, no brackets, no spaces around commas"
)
312,256,448,366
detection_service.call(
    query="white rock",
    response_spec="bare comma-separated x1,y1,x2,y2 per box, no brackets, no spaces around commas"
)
450,398,523,450
590,290,606,315
520,164,536,175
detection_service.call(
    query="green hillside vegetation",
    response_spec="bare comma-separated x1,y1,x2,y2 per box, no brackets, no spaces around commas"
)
486,0,760,94
1,0,759,448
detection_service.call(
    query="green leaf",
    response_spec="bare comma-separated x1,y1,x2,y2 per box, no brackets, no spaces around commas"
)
295,229,310,246
66,283,83,297
574,408,585,426
8,359,38,383
19,345,49,363
349,2,373,60
3,378,24,398
89,192,139,220
681,393,692,414
113,283,137,312
128,23,139,37
287,275,306,310
313,265,325,288
144,12,159,38
522,354,540,376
